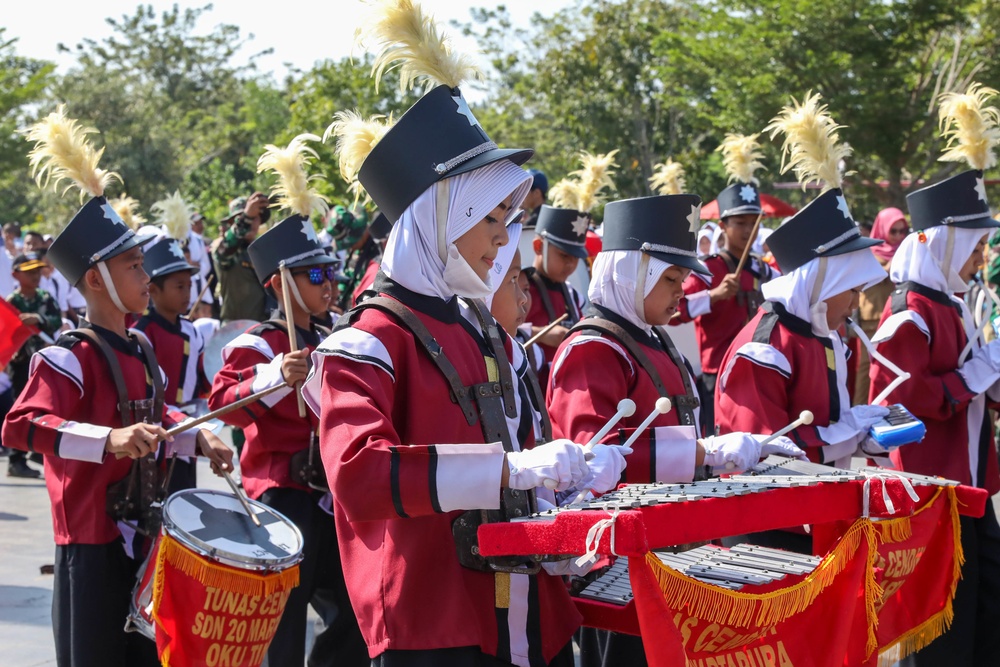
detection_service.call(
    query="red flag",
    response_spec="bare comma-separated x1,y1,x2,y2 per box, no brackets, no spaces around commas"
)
0,299,38,368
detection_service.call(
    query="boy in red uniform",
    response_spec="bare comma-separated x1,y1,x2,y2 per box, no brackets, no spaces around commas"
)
522,206,587,362
5,108,232,667
132,236,208,492
210,205,366,666
671,138,779,434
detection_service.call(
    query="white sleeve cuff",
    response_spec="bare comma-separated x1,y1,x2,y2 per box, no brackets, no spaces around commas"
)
433,442,505,512
57,422,112,463
167,426,202,458
687,290,712,318
652,425,699,483
252,354,293,407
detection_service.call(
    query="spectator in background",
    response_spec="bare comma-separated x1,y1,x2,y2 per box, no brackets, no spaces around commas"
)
214,194,270,322
6,252,62,477
521,169,548,229
0,222,18,298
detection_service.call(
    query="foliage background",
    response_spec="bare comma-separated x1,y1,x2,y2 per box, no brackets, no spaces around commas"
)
2,0,998,237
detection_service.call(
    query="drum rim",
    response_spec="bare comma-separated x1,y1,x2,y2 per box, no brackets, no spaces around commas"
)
162,488,304,571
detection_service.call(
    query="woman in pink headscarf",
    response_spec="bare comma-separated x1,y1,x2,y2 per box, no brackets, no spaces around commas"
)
854,207,909,403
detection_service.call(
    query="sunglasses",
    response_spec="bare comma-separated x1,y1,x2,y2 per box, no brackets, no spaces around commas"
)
292,266,338,285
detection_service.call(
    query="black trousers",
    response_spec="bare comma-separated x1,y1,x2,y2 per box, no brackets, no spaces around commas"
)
52,542,160,667
258,487,367,667
578,628,647,667
372,641,575,667
914,500,1000,667
696,373,717,437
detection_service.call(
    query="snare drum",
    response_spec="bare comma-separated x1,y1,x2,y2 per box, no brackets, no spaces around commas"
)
128,489,303,653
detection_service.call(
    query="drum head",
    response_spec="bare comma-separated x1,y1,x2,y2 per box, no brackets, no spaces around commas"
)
162,489,303,571
203,319,258,383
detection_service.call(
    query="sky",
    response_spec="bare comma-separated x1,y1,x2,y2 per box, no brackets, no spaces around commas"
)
4,0,574,84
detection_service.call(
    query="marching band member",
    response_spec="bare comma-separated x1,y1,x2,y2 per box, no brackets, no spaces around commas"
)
868,84,1000,665
4,108,232,667
305,3,590,664
670,135,779,433
716,94,889,485
523,152,617,366
208,136,366,667
547,194,800,667
132,194,209,493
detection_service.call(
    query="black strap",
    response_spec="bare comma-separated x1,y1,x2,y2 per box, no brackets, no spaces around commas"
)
66,328,133,426
132,333,165,422
342,297,479,426
527,270,558,323
464,299,517,419
571,318,699,427
523,364,553,442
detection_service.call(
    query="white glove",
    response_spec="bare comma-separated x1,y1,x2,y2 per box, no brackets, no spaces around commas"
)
582,443,630,494
959,341,1000,394
815,405,890,448
507,440,589,491
542,557,597,577
701,432,764,472
756,435,808,460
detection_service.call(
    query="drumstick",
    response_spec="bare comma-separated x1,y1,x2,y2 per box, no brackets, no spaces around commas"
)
568,398,671,502
113,382,290,459
280,263,308,418
185,274,215,319
220,468,262,527
524,313,569,349
734,211,765,277
542,399,637,491
724,410,814,470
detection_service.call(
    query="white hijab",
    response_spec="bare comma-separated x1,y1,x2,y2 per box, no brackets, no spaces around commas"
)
382,160,532,300
762,249,887,337
889,225,985,295
484,222,522,309
588,250,672,333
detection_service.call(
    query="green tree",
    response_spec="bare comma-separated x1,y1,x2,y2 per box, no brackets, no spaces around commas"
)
0,30,55,226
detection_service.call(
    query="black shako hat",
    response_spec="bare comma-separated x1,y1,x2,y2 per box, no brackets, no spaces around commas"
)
49,196,155,285
247,214,337,285
143,237,197,280
601,195,710,275
535,205,590,259
717,181,763,218
357,85,533,223
767,189,882,273
906,169,999,231
368,211,392,241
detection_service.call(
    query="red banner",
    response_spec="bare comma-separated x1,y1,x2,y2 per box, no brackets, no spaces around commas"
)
0,299,37,368
631,519,879,667
816,487,963,666
152,534,300,667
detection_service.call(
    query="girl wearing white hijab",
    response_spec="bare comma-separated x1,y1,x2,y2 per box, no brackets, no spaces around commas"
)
548,194,801,667
868,184,1000,666
716,189,890,472
549,195,802,486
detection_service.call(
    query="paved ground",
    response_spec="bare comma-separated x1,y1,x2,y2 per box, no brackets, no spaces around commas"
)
1,449,997,666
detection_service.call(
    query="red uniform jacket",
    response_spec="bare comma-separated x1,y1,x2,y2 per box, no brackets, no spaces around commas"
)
523,267,584,364
209,319,320,501
547,307,701,484
672,252,777,374
303,279,579,665
2,323,196,545
716,302,853,464
132,307,208,405
869,282,1000,493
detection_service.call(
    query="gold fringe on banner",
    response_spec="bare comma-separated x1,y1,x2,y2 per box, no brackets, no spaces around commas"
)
646,518,878,632
153,534,300,603
876,488,964,665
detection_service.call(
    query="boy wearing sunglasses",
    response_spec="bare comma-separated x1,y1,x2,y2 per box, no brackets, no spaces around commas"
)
208,214,366,666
